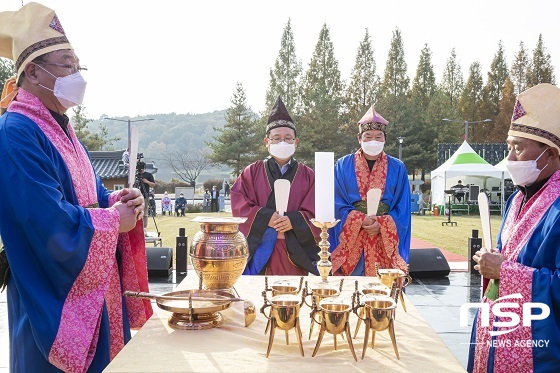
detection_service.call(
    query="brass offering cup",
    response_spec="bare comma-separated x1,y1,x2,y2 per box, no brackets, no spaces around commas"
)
377,266,412,313
190,217,249,290
260,294,305,357
353,293,399,359
354,282,391,338
303,280,343,340
311,297,357,361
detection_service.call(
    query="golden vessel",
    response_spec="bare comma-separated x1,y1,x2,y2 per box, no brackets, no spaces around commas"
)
190,217,249,290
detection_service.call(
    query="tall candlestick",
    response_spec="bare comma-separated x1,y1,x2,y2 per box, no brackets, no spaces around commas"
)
315,152,335,222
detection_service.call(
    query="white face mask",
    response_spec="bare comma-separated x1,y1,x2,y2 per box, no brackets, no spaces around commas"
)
269,141,296,160
505,148,549,187
37,64,87,109
361,140,384,156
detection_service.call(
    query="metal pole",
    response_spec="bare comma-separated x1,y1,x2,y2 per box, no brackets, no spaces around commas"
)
398,143,402,160
127,119,131,151
465,121,469,142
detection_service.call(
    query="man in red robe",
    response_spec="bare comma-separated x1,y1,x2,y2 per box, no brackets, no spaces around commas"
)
231,97,320,275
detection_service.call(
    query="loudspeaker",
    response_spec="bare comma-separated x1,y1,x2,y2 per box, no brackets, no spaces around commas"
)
409,248,450,278
147,247,173,277
176,228,188,274
469,185,480,202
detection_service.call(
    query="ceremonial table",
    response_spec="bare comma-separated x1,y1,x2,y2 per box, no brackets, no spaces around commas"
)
106,274,465,372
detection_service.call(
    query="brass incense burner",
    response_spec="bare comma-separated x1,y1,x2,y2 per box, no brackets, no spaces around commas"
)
190,217,249,290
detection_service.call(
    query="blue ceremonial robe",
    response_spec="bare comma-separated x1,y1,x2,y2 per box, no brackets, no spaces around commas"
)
0,112,129,372
329,152,411,275
467,188,560,372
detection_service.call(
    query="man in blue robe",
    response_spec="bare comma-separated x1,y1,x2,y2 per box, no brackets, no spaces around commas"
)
0,3,152,372
329,105,410,276
470,83,560,372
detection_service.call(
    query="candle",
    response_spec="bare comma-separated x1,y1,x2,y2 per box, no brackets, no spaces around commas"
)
315,152,335,222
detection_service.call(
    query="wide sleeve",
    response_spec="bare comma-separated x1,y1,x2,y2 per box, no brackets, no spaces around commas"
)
0,119,120,372
230,162,275,256
385,158,411,263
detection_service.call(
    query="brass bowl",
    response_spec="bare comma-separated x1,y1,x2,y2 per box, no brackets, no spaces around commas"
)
190,217,248,290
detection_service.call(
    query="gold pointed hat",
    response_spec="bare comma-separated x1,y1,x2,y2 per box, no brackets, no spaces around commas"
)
0,2,73,82
358,104,388,135
509,83,560,151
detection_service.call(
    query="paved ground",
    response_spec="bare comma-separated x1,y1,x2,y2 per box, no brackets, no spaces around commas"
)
0,238,473,371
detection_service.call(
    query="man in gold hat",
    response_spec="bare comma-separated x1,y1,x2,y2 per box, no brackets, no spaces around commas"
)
329,104,411,276
0,3,152,372
470,83,560,372
231,96,321,275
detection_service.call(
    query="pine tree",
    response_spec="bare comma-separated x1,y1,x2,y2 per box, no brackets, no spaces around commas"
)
410,44,437,110
459,62,484,142
440,48,464,110
342,28,379,154
207,83,259,176
478,41,509,140
377,28,410,155
72,105,118,151
510,41,530,95
0,57,15,93
265,19,303,116
298,24,345,164
490,77,515,142
527,34,556,86
406,44,438,177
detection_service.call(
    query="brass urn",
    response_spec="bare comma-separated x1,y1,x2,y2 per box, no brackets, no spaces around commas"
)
190,217,249,290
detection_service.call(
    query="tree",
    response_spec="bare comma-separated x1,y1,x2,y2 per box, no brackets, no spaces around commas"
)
489,77,516,142
298,23,345,163
0,57,15,93
72,105,119,150
377,28,410,156
163,149,212,186
407,44,438,178
459,62,484,142
344,29,379,124
440,48,464,110
527,34,556,86
478,41,509,140
207,82,259,176
265,19,303,116
510,41,530,95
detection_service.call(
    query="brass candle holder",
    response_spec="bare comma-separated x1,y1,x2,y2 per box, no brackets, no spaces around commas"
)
310,219,340,282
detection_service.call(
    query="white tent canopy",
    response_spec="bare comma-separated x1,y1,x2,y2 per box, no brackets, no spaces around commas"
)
430,141,505,209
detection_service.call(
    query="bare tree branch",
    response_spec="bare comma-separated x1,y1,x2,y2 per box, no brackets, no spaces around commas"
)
163,149,212,185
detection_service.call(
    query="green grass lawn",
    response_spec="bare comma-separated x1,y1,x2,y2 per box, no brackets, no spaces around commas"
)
145,211,504,260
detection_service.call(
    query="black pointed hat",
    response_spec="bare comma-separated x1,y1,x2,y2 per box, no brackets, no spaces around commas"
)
266,96,296,135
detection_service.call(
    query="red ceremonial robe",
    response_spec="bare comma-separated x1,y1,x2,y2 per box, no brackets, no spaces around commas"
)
231,157,320,275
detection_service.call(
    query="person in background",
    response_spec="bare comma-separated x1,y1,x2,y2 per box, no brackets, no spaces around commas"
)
224,181,230,198
161,191,172,215
0,3,152,371
203,189,211,212
329,104,411,276
451,180,466,202
230,97,320,275
175,193,187,216
210,185,220,212
136,162,155,228
469,83,560,372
